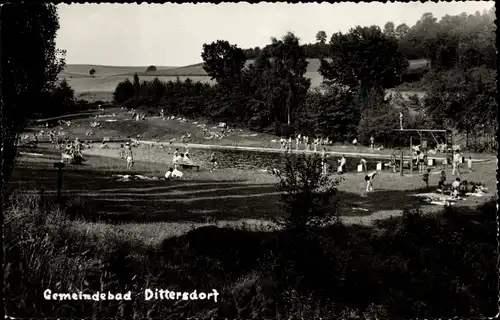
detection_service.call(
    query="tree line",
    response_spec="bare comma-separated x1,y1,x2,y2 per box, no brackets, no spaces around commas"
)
242,8,496,71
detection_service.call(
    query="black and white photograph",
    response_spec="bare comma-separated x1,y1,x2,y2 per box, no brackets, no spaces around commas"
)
2,1,497,319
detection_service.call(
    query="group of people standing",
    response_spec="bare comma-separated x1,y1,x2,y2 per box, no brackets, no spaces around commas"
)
280,135,332,152
61,138,85,163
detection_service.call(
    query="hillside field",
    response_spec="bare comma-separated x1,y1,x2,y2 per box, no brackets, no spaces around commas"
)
61,59,428,102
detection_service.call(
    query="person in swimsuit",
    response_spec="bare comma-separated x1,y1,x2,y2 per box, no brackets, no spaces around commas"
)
419,151,426,173
164,167,173,180
337,155,347,174
422,168,430,189
321,148,328,175
365,171,377,192
452,150,461,176
209,152,217,172
125,144,134,170
438,170,447,194
360,158,367,173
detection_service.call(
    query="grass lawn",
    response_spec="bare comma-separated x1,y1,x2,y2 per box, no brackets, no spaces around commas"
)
16,107,495,243
12,139,496,241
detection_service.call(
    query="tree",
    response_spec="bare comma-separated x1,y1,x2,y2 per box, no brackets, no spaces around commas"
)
89,68,96,77
144,77,165,107
146,65,157,72
1,3,66,187
319,26,408,97
275,153,342,232
383,22,395,38
395,23,410,39
301,87,359,142
315,30,327,44
201,40,246,85
133,73,141,98
113,79,136,105
49,79,75,116
267,32,311,125
423,67,497,149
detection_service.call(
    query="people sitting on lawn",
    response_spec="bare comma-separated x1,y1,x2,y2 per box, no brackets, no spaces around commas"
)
438,170,447,194
451,177,461,198
100,139,109,149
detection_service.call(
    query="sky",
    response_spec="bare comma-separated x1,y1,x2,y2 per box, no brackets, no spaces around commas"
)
56,2,495,67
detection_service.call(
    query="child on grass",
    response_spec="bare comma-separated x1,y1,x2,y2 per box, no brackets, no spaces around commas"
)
438,170,446,194
209,152,217,172
125,145,134,170
467,156,473,172
422,168,431,189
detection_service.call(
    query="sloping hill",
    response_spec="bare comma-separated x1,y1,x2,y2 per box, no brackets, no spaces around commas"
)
60,65,178,78
62,59,427,79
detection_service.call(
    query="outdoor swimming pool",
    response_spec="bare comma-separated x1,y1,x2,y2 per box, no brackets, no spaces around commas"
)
173,147,394,173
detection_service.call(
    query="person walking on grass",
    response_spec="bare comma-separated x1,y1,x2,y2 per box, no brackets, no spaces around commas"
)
370,136,375,150
119,144,126,160
209,151,217,172
467,156,473,172
418,150,425,173
422,168,431,189
452,150,461,176
365,171,377,192
125,144,134,170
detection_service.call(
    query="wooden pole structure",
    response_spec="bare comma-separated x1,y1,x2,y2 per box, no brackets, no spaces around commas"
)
400,148,404,176
409,136,413,174
53,162,65,204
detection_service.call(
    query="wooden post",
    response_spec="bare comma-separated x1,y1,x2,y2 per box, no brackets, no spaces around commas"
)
53,162,65,204
409,136,413,174
400,148,404,176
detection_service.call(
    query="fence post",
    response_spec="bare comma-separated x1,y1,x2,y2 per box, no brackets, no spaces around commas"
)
410,136,413,174
400,148,404,176
53,162,65,204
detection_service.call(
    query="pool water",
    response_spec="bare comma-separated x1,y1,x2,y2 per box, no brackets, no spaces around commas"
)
175,148,393,173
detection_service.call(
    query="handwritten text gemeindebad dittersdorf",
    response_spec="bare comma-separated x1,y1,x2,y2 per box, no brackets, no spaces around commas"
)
144,289,219,302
